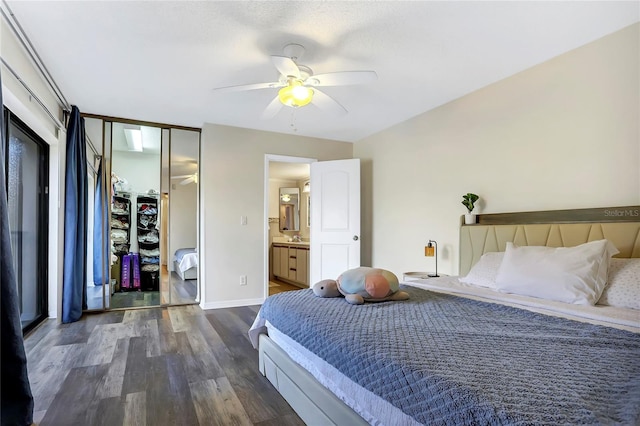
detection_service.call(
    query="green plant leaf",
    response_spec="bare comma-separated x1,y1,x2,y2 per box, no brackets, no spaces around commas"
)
462,193,479,213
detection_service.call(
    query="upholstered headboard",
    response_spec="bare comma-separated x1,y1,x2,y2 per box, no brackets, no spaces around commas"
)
459,206,640,276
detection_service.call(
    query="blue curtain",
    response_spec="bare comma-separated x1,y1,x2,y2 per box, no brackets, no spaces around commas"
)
93,158,108,286
62,105,87,323
0,67,34,425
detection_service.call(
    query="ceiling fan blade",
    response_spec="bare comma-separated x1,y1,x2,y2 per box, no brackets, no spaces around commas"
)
311,88,348,115
261,95,283,120
180,176,196,185
306,71,378,87
271,55,300,79
212,82,281,93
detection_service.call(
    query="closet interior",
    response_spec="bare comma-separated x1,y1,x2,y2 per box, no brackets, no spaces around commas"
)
84,117,200,310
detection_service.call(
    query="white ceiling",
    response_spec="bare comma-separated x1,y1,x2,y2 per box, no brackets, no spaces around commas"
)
5,1,639,143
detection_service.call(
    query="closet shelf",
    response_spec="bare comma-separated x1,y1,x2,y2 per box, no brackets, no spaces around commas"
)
137,194,160,291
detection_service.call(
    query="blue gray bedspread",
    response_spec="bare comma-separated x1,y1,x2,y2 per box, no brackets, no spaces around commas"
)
173,247,195,263
259,286,640,425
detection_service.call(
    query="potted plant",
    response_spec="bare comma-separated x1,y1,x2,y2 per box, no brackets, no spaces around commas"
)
462,193,479,224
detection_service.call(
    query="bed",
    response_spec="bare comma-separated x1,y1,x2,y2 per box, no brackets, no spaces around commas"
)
173,247,198,280
249,207,640,425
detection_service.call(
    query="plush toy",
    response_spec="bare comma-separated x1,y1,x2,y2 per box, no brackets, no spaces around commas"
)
312,279,342,298
312,267,409,305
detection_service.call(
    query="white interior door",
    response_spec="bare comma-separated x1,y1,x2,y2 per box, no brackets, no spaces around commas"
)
310,159,361,283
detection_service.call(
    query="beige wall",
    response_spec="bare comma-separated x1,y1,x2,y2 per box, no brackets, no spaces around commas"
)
169,182,197,270
354,23,640,278
200,124,352,308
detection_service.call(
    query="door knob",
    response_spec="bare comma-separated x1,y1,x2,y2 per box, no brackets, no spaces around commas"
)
353,235,359,241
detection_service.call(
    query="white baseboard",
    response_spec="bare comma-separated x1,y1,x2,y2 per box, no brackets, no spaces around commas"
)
200,297,265,310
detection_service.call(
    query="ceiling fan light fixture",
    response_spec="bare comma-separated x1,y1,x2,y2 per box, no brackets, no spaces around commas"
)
124,128,143,152
278,79,313,107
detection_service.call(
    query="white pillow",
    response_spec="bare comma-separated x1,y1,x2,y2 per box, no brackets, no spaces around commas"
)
494,240,619,305
597,258,640,310
459,252,504,289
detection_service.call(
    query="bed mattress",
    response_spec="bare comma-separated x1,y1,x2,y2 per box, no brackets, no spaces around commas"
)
174,248,197,273
250,277,640,425
265,321,416,425
410,276,640,331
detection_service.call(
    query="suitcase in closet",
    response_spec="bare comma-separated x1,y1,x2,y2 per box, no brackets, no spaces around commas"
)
131,253,141,290
121,253,132,290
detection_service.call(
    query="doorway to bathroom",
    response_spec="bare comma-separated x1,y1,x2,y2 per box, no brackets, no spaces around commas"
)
265,155,313,297
264,155,361,298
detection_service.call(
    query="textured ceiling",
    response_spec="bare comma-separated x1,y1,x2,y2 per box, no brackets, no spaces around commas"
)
4,1,639,143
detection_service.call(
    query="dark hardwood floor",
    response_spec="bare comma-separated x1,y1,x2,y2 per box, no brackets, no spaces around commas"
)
24,304,304,425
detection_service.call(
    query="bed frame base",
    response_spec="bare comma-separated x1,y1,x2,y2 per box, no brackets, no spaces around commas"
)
173,260,197,280
258,334,368,426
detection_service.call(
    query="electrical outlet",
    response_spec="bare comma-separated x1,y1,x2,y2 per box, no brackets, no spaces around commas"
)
240,215,247,225
240,275,247,286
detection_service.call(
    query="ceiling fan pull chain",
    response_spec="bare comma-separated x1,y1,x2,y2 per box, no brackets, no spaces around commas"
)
290,111,298,133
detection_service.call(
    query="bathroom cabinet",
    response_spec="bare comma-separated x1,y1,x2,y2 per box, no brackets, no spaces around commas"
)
273,243,310,287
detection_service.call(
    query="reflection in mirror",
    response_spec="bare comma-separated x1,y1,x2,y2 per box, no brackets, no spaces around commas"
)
109,122,162,309
168,129,200,305
280,187,300,231
103,121,112,309
84,117,107,310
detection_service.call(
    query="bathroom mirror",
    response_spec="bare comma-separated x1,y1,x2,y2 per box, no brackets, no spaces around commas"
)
279,187,300,232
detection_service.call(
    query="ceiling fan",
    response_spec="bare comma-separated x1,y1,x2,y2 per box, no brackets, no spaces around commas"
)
171,172,198,185
212,43,377,119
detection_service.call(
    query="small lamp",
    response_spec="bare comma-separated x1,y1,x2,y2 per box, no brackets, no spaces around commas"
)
424,240,439,277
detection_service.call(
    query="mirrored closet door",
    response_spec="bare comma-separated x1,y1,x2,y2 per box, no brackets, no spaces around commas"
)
84,116,108,310
167,129,199,305
109,122,162,308
83,115,200,310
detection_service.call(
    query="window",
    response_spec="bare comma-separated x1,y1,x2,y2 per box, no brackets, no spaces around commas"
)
4,109,49,333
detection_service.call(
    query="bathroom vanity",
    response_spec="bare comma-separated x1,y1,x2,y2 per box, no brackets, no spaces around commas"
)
272,242,310,287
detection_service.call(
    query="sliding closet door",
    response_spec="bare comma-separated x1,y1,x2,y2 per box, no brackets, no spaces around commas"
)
108,121,162,309
84,116,107,310
168,128,200,305
4,110,49,333
79,113,201,310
